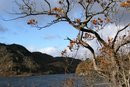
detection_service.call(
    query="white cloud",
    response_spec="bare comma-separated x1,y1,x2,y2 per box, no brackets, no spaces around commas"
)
27,46,61,57
0,0,129,60
27,45,92,59
98,24,118,40
39,47,61,57
26,24,129,60
66,47,93,60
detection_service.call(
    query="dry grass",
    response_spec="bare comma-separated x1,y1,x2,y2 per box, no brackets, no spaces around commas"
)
62,78,75,87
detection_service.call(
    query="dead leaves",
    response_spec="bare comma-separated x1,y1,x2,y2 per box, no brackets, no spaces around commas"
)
27,19,37,25
120,0,130,7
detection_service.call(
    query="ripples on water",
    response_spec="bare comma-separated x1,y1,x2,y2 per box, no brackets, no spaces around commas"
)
0,74,80,87
0,74,110,87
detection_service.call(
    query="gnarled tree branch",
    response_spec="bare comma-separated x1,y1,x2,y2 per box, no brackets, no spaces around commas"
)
115,37,130,53
80,28,107,46
112,23,130,49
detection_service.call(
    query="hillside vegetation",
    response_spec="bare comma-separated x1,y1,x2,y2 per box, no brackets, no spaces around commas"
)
0,43,81,77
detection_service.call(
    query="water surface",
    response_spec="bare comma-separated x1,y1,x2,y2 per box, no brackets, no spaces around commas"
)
0,74,110,87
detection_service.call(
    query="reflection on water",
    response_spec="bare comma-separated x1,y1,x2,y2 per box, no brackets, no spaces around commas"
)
0,74,110,87
0,74,80,87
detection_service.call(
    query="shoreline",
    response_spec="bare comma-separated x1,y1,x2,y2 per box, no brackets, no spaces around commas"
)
0,73,76,78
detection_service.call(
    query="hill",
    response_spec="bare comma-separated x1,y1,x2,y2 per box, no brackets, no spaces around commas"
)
0,43,81,77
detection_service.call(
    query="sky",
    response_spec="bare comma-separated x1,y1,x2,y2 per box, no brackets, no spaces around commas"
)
0,0,130,58
0,0,79,57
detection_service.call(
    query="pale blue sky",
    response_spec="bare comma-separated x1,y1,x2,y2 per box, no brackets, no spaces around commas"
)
0,18,78,48
0,0,129,57
0,0,79,56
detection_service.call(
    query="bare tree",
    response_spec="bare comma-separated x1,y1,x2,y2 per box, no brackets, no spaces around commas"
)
6,0,130,87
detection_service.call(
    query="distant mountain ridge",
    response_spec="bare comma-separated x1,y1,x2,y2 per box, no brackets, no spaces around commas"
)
0,43,81,77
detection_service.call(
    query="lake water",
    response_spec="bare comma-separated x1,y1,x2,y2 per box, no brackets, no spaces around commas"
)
0,74,110,87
